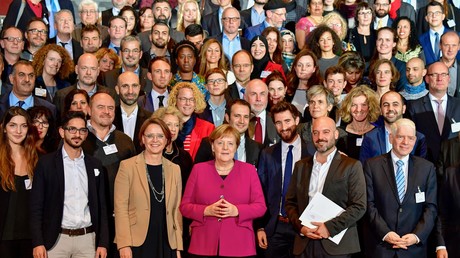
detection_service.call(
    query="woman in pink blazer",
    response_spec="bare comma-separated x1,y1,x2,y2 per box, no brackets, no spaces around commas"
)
180,124,266,257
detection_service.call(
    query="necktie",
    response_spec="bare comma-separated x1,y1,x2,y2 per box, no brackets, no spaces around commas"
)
254,116,262,143
281,145,294,216
158,95,165,107
377,19,383,29
435,99,445,134
395,160,405,202
60,42,68,49
114,46,120,55
240,88,245,98
434,32,440,59
17,101,25,108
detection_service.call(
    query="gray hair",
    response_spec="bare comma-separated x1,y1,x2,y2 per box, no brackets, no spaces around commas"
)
120,35,142,49
54,9,74,24
79,0,99,12
390,118,416,136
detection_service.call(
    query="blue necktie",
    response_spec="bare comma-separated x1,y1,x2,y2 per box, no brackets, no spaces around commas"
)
281,145,294,216
17,101,25,108
114,46,120,55
395,160,405,202
240,88,245,97
434,32,440,59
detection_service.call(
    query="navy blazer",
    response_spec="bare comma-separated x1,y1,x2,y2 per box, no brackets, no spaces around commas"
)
256,139,312,236
359,126,427,164
0,92,57,121
244,22,268,41
240,8,252,27
363,154,437,258
3,0,49,32
419,27,451,66
202,10,222,37
30,148,109,250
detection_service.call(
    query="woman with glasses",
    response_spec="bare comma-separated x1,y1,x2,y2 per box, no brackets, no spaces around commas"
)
120,6,138,36
348,2,376,65
296,0,324,49
168,82,215,161
138,7,154,33
27,106,58,154
322,11,355,51
199,68,231,126
0,107,39,258
392,16,425,63
198,39,236,85
32,44,74,103
177,0,201,33
115,118,183,258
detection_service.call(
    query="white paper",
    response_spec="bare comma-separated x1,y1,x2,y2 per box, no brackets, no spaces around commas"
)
299,192,348,245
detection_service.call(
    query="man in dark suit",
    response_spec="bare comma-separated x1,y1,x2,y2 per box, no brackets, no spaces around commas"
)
285,116,367,257
138,56,172,113
439,31,460,97
0,60,57,120
101,35,152,94
30,111,109,258
215,7,251,63
202,0,233,37
101,0,127,26
245,78,279,147
244,0,287,41
373,0,393,29
1,27,25,86
228,50,254,100
73,0,109,42
102,16,128,54
363,118,437,258
240,0,267,27
407,61,460,163
256,101,312,258
360,91,427,164
53,53,117,117
113,71,152,153
195,99,264,166
48,10,83,63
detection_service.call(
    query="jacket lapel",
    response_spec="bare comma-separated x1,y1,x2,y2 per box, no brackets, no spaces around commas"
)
136,153,150,201
163,157,173,209
322,151,341,194
403,156,417,204
382,154,401,203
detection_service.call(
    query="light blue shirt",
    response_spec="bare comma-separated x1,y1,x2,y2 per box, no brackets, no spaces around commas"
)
122,65,140,76
209,99,226,126
9,92,33,110
429,28,445,54
222,33,242,65
251,7,265,26
218,8,224,32
56,36,73,60
108,42,120,54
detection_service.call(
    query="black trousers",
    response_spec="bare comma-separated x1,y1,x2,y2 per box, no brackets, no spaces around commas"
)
0,239,33,258
297,240,351,258
264,221,296,258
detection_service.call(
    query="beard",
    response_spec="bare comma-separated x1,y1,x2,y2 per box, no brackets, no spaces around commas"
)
153,40,167,49
154,16,169,24
314,138,336,153
278,124,298,143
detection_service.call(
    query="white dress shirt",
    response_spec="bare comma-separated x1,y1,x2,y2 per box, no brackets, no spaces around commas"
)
308,148,338,201
121,105,138,140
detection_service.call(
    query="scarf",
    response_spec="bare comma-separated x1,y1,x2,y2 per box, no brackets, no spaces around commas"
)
177,113,196,148
404,81,427,95
250,35,271,80
389,0,401,20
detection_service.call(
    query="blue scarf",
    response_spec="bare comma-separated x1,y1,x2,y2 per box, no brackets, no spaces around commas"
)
404,81,427,95
177,113,196,148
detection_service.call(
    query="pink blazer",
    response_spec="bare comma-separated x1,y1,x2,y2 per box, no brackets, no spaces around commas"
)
180,160,266,257
188,117,215,161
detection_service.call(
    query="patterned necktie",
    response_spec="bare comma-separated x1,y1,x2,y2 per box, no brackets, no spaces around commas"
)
435,99,445,134
158,95,165,107
254,116,262,143
395,160,405,202
281,145,294,216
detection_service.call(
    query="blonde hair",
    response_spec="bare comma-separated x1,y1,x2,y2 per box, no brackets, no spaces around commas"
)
340,85,380,123
168,82,207,113
177,0,201,32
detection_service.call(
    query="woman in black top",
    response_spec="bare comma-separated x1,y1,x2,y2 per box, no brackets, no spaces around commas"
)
348,2,376,64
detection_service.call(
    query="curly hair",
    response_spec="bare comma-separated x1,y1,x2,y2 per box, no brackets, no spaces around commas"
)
198,39,228,76
322,11,348,41
286,49,322,97
152,106,185,131
392,16,420,52
369,59,400,90
95,47,122,69
168,82,207,114
340,85,380,123
32,44,74,80
0,107,38,191
305,25,342,58
262,27,283,64
177,0,201,32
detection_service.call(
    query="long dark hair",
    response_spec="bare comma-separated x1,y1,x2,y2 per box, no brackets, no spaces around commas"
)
27,106,58,154
392,16,420,52
286,49,322,97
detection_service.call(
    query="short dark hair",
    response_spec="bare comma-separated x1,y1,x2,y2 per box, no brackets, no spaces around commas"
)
152,0,171,9
81,24,101,39
64,89,90,113
426,1,443,14
324,66,346,79
26,18,48,32
11,60,33,75
226,99,251,116
138,117,172,148
270,101,299,121
109,16,127,28
185,24,204,37
148,56,171,72
61,111,87,128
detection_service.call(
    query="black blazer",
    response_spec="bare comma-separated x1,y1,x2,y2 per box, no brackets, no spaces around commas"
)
248,112,280,147
194,136,264,167
227,82,242,101
113,105,152,154
0,92,58,121
285,151,367,256
240,8,252,27
202,10,222,37
101,8,114,27
47,37,84,64
363,154,437,258
101,67,152,94
256,139,312,236
30,148,109,250
3,0,49,32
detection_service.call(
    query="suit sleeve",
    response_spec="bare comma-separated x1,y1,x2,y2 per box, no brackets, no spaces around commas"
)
113,160,133,249
414,132,427,159
2,0,20,29
359,134,373,164
254,149,271,230
30,157,47,248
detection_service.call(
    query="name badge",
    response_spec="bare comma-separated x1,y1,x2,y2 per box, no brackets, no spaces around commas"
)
451,120,460,133
24,179,32,190
35,88,47,97
103,144,118,155
356,138,363,146
260,71,272,78
415,187,425,203
447,19,456,28
94,169,100,177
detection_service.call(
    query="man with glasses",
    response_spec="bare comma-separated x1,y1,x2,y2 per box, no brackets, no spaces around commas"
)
21,18,48,61
373,0,392,29
0,60,57,119
229,50,254,100
103,16,128,55
30,111,109,258
202,0,235,37
440,31,460,97
102,36,151,94
48,9,83,63
244,0,287,41
73,0,109,42
408,61,460,162
0,27,25,86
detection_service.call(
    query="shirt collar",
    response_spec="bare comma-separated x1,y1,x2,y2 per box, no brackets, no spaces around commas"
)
428,92,448,102
121,105,139,118
281,134,301,150
390,150,409,165
313,148,337,164
56,35,72,44
209,99,226,110
9,92,33,107
87,120,116,141
62,146,85,161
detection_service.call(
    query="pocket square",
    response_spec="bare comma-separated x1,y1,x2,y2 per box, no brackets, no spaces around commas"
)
94,169,100,176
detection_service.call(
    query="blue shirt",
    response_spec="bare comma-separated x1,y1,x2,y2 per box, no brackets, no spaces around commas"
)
222,33,242,65
9,92,33,110
209,99,226,126
121,65,140,76
218,8,224,32
108,42,120,54
251,7,265,26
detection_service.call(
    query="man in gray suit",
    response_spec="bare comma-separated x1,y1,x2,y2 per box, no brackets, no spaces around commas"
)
285,116,367,258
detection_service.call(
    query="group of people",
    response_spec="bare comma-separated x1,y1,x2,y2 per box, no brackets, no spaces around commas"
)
0,0,460,258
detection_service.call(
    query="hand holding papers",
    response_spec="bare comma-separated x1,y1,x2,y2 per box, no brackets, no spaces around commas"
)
299,192,348,245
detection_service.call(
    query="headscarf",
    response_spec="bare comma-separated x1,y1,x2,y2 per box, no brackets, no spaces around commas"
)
250,35,271,80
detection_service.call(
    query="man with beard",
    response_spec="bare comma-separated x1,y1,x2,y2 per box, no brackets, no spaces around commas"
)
101,0,127,26
30,111,109,258
240,0,267,27
373,0,392,29
21,18,48,61
113,71,152,153
53,53,117,117
102,36,151,93
80,25,103,54
82,91,136,258
195,99,264,166
256,101,311,258
285,116,366,258
400,57,429,100
139,21,173,69
73,0,109,42
359,91,427,164
0,60,57,119
0,27,25,86
48,10,83,63
103,16,128,55
244,0,287,41
138,57,172,112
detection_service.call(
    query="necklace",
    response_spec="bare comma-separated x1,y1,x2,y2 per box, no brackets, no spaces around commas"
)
145,165,165,203
349,122,371,134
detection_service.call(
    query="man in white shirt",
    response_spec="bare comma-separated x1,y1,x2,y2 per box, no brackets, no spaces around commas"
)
139,56,173,113
50,10,83,62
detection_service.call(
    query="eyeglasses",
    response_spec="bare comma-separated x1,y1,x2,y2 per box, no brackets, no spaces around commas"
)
144,133,165,140
27,29,48,35
207,78,226,85
2,37,24,43
33,120,49,128
222,17,240,22
64,126,89,134
80,10,97,15
233,63,252,69
427,73,449,79
272,12,287,17
427,11,443,17
177,97,196,103
121,48,141,54
328,23,342,28
374,3,389,7
358,11,372,16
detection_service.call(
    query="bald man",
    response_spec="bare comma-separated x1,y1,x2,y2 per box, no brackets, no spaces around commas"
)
401,57,428,100
53,53,118,116
440,31,460,97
